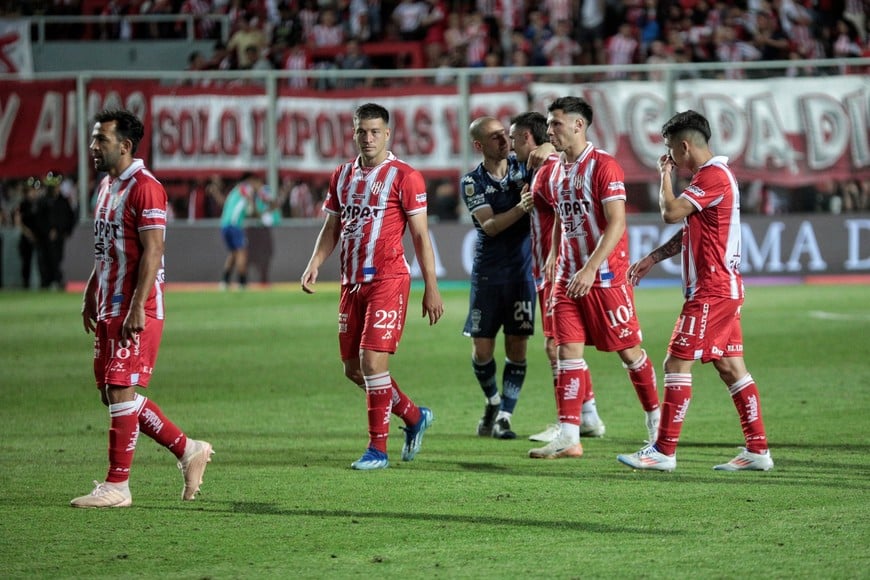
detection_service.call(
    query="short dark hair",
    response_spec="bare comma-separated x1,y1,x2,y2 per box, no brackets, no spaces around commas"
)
94,109,145,154
511,111,548,146
354,103,389,125
661,110,712,143
548,96,593,125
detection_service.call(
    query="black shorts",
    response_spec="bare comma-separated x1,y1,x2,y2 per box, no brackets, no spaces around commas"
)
463,279,536,338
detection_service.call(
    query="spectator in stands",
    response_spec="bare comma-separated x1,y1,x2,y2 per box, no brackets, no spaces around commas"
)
832,18,863,73
750,10,790,64
392,0,429,41
524,9,553,66
311,7,345,48
714,23,761,78
282,39,311,89
272,1,302,47
348,4,375,42
179,0,216,39
604,22,640,79
464,11,491,67
578,0,607,65
646,39,674,81
227,16,267,69
336,38,374,88
542,18,581,80
442,11,464,54
422,0,449,48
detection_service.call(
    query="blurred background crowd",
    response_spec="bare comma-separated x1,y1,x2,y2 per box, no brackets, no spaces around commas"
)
9,0,869,79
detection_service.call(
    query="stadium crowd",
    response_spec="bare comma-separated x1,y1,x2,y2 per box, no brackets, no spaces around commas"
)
10,0,870,79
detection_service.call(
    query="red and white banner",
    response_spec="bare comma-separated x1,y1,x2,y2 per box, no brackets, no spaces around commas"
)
531,77,870,185
0,20,33,76
1,77,867,186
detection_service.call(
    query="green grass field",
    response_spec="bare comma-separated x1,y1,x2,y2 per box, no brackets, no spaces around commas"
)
1,283,868,579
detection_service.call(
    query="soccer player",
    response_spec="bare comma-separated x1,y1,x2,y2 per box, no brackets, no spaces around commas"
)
528,96,661,459
71,109,213,508
617,110,774,472
461,116,537,440
509,112,607,443
301,102,444,470
219,172,267,290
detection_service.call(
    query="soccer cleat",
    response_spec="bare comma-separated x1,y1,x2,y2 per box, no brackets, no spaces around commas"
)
645,409,661,443
178,439,214,501
476,403,500,436
528,434,583,459
70,481,132,508
617,444,676,472
580,417,606,438
492,417,517,440
529,423,560,442
401,407,434,461
713,448,774,471
351,447,389,470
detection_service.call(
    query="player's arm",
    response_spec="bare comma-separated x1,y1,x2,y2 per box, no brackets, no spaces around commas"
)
525,143,556,170
628,229,682,286
473,199,529,238
545,213,562,283
658,154,696,223
301,212,340,294
122,227,163,342
407,211,444,325
568,199,626,297
82,266,98,334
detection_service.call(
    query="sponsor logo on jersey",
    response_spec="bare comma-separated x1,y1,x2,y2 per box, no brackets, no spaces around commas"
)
142,208,166,219
687,184,705,198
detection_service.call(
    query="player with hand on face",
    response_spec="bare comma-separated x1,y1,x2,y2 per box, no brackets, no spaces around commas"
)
617,110,773,472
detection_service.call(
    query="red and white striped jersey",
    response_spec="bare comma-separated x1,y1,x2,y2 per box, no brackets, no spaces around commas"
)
92,159,167,321
540,143,630,288
678,156,744,301
529,154,560,286
323,152,427,285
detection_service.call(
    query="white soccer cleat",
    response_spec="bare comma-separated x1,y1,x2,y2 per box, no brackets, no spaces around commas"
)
617,444,676,472
528,423,560,442
713,448,774,471
580,417,606,438
70,481,132,508
178,439,214,500
528,434,583,459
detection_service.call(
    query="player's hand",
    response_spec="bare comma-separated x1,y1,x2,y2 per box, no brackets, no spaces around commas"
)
526,142,555,170
658,153,675,174
627,256,654,286
422,288,444,325
82,294,97,334
567,268,595,298
519,188,534,213
121,307,145,344
301,268,317,294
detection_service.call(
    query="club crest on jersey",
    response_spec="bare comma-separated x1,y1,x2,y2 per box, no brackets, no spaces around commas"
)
369,181,385,197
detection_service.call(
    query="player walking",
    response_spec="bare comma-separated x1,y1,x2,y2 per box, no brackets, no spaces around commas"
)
617,110,773,471
301,103,444,470
71,109,213,508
